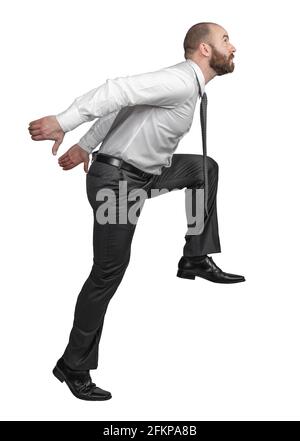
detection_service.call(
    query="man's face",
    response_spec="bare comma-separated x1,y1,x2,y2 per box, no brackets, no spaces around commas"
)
208,26,236,76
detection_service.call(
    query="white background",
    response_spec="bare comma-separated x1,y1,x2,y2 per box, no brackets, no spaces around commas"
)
1,0,300,421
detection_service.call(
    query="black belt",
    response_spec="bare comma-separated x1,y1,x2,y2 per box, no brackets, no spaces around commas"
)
93,152,154,179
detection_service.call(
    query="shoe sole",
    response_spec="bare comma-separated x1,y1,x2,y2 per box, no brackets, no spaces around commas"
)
177,269,245,284
52,365,112,401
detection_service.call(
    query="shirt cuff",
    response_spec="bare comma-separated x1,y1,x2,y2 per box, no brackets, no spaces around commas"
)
78,132,99,154
55,103,86,132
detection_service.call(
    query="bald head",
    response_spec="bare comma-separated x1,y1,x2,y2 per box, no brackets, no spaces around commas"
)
183,22,222,59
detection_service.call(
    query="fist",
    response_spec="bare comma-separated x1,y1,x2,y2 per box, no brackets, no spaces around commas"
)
28,115,65,155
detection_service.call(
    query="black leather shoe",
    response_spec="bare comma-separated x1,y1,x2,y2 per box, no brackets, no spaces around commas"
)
52,357,112,401
177,255,245,284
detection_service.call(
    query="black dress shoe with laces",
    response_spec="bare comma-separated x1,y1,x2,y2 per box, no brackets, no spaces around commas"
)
52,357,112,401
177,255,245,284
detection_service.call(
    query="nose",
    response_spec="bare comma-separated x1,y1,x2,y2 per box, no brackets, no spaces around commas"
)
231,44,236,53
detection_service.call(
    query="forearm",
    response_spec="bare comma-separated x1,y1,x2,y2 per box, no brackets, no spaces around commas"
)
77,110,120,154
55,78,133,133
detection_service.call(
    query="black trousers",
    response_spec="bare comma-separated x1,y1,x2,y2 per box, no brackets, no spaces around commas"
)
62,153,221,370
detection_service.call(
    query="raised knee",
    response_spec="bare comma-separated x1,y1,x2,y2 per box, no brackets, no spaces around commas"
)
207,156,219,174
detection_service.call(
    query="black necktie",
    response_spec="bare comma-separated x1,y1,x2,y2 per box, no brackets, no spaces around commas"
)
200,92,209,217
194,74,209,217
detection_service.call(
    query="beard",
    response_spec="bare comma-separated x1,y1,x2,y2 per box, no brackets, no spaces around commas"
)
209,45,235,75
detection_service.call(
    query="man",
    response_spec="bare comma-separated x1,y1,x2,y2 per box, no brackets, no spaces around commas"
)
28,22,245,401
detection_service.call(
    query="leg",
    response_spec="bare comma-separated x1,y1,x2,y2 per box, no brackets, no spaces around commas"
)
61,161,147,371
149,153,221,257
148,154,245,283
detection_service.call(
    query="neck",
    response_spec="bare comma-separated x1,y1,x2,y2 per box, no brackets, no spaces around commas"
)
188,56,216,85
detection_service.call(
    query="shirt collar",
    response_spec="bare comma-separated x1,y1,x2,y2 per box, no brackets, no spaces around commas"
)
186,59,206,97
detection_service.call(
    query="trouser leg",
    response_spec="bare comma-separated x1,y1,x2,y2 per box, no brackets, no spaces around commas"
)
62,223,135,371
149,153,221,257
62,162,147,371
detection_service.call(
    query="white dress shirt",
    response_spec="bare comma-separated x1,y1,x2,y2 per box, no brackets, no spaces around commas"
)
56,59,205,175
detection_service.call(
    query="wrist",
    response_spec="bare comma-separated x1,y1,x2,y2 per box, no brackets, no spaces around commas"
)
78,132,99,153
56,104,84,132
77,140,92,154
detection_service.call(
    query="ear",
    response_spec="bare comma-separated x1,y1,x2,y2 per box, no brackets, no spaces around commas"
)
199,42,211,58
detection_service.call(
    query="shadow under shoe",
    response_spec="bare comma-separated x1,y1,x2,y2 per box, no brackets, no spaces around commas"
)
177,256,245,284
52,357,112,401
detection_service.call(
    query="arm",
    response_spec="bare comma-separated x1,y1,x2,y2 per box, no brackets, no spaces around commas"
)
57,109,120,172
77,109,120,154
55,67,192,132
28,66,191,156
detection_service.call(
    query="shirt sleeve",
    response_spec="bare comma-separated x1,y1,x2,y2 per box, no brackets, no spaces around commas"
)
77,110,120,154
55,67,192,132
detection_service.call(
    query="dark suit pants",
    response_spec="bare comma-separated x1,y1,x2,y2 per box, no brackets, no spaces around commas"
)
61,153,221,370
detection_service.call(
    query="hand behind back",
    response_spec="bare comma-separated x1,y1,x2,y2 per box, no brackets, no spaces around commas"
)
28,116,90,172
